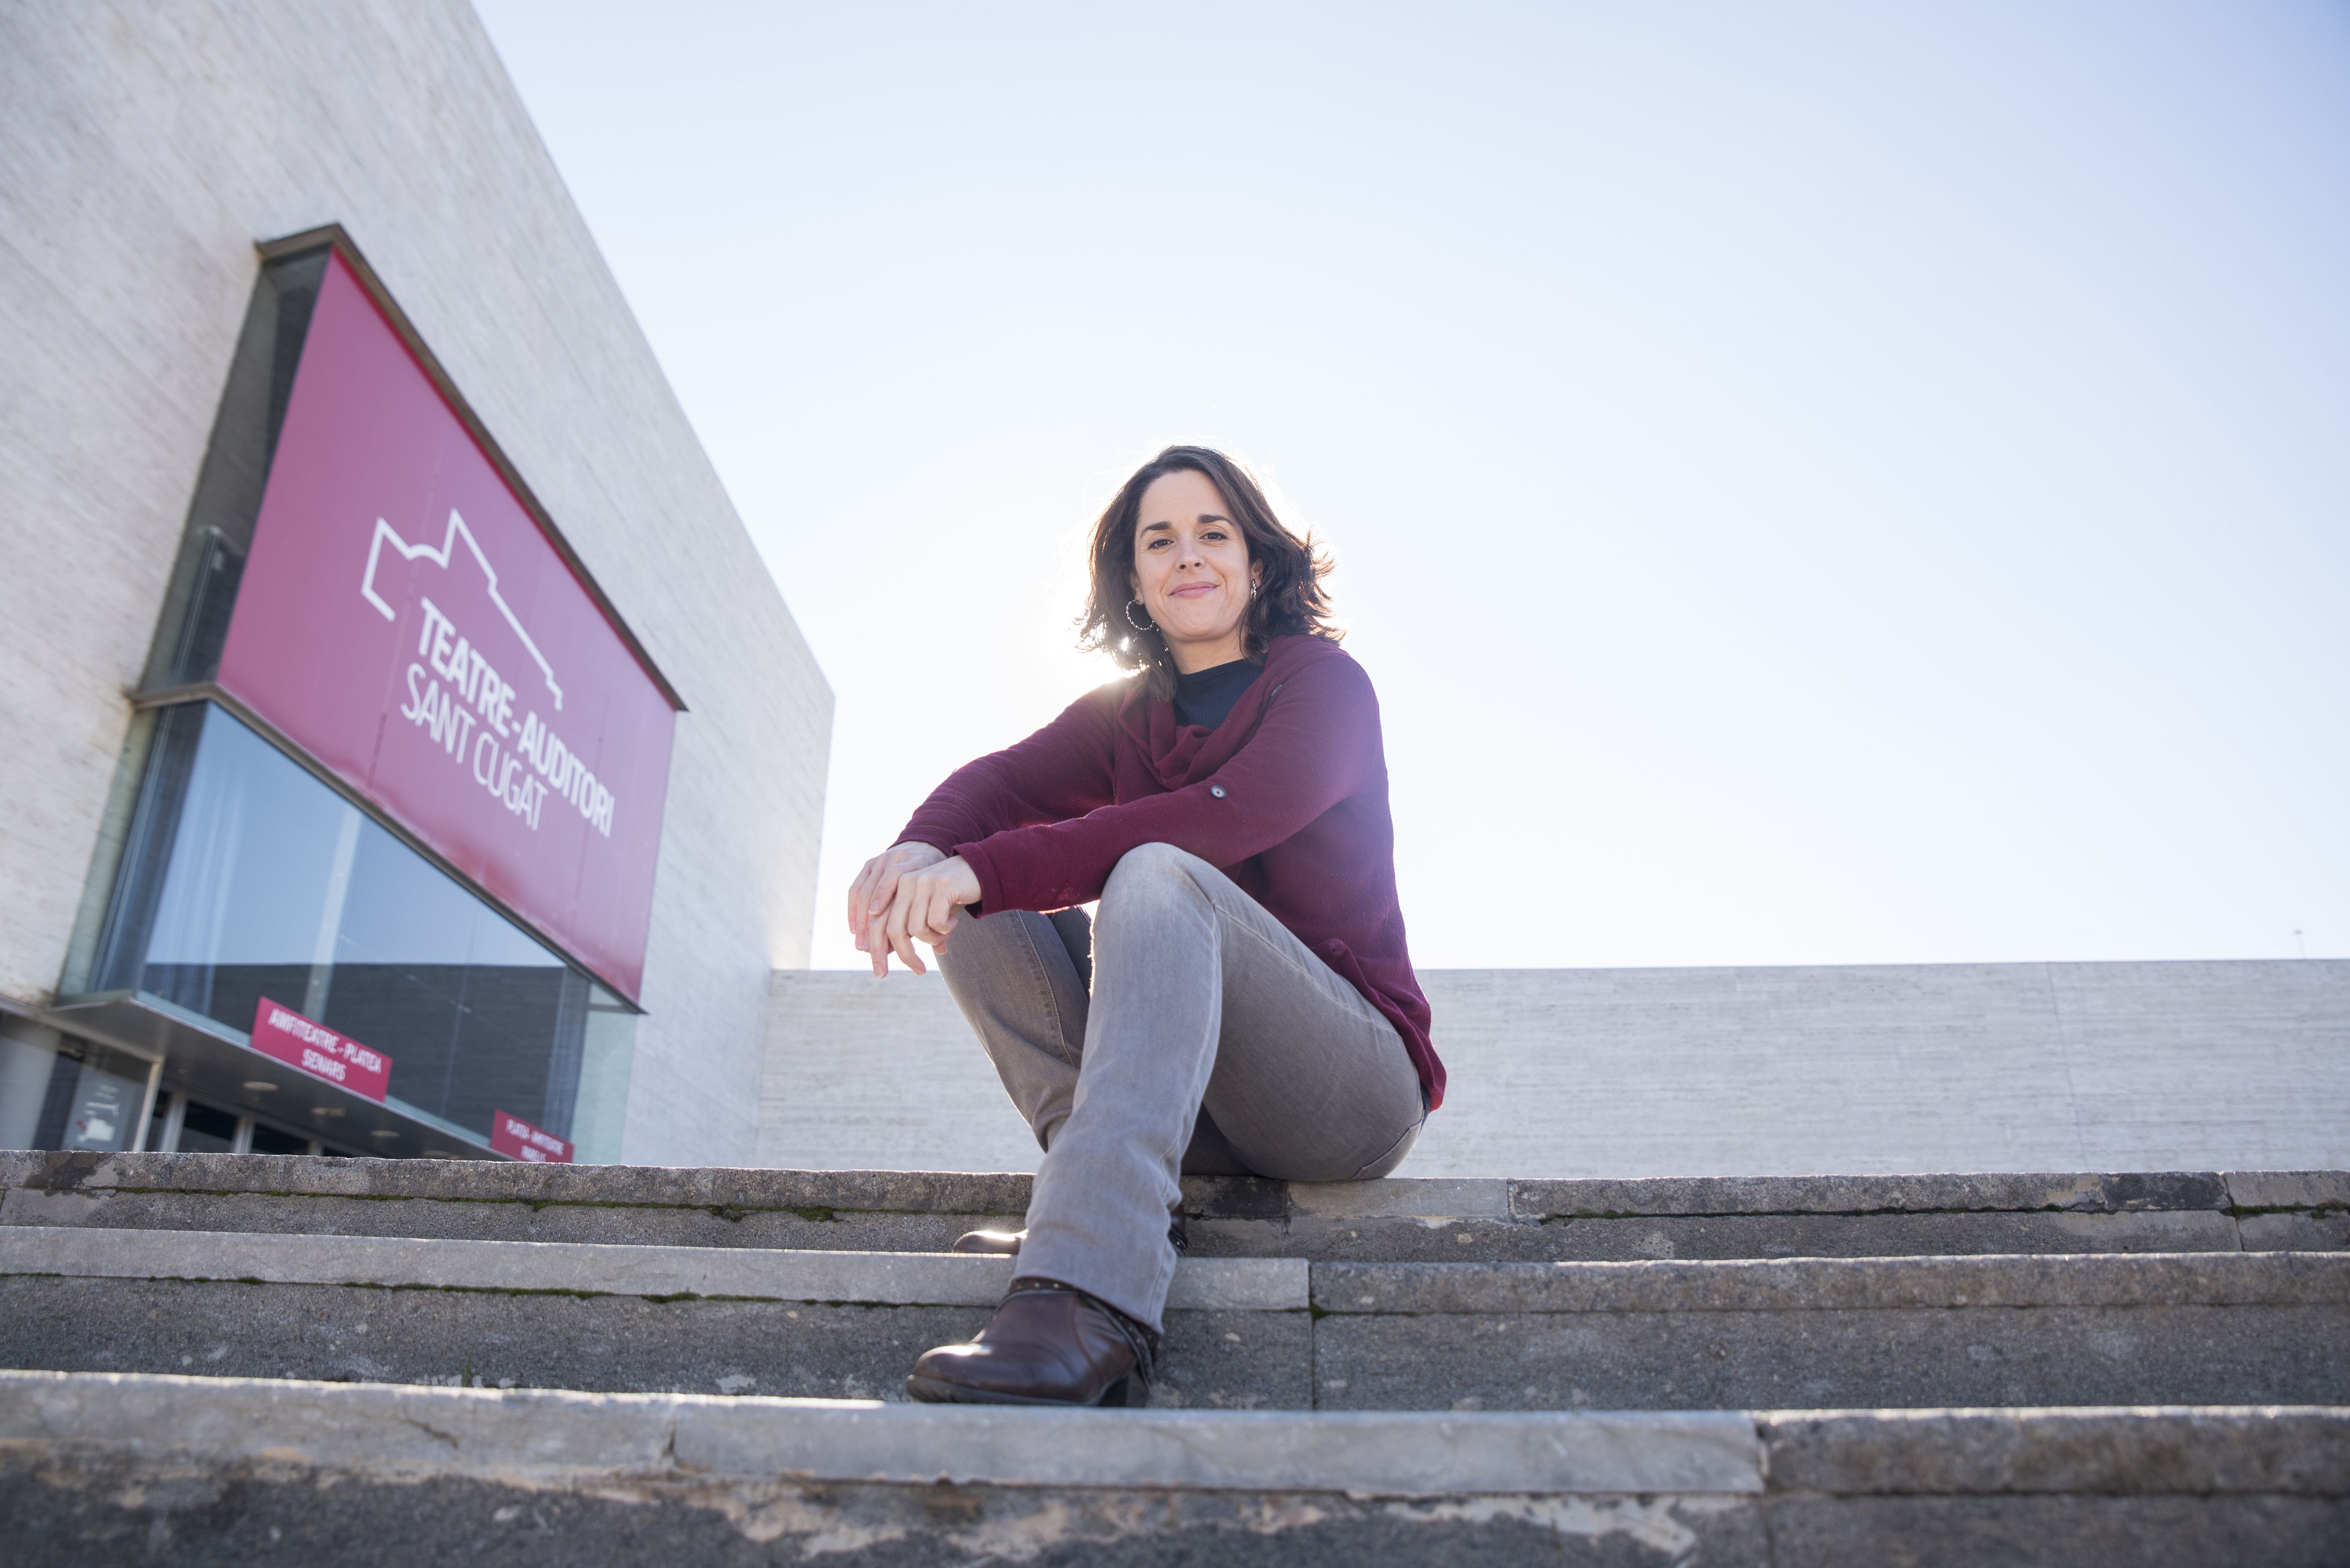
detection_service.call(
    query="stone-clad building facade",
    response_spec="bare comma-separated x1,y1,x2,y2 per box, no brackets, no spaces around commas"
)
0,1,829,1166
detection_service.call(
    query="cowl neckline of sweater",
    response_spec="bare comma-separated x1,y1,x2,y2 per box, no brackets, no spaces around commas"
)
1117,636,1322,791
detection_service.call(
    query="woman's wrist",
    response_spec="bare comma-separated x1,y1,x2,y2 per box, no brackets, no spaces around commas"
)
883,841,949,879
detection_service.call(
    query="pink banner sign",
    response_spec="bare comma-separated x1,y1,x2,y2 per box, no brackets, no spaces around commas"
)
215,251,676,1001
251,997,391,1103
491,1110,573,1164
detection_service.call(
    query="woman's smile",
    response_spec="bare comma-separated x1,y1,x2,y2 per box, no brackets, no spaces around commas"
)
1131,468,1259,672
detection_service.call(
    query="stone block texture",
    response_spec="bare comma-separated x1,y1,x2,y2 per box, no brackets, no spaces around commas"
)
9,1151,2346,1262
0,2,831,1164
762,962,2350,1177
3,1375,2347,1566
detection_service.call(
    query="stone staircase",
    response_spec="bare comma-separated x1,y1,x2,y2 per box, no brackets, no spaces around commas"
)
1,1149,2344,1564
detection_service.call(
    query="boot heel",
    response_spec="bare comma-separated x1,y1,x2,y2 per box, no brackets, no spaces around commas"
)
1098,1374,1147,1409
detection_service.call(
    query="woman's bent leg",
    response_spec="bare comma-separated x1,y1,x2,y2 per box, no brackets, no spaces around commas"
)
1017,844,1425,1331
936,907,1092,1152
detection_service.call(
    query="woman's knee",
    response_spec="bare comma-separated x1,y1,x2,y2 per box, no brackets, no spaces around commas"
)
1101,841,1206,909
937,906,1049,987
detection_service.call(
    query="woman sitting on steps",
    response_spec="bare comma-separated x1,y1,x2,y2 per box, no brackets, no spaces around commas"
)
847,444,1445,1407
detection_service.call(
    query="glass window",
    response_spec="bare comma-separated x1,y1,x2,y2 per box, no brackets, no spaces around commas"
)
99,702,634,1152
569,990,637,1165
61,1052,149,1151
177,1101,239,1154
249,1122,312,1155
8,1031,156,1154
0,1023,60,1151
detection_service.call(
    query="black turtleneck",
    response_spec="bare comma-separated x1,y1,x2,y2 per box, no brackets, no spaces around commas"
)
1173,658,1264,732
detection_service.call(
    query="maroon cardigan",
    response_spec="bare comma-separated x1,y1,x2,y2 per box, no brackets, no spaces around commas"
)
898,634,1444,1109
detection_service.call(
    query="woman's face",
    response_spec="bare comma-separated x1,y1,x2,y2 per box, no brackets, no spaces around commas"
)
1130,469,1259,667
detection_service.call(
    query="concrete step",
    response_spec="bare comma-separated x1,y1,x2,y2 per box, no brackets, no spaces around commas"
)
0,1226,1309,1407
7,1151,2345,1262
4,1371,2345,1566
4,1226,2344,1410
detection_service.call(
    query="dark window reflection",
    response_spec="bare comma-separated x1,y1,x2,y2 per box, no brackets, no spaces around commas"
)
249,1122,311,1155
177,1101,239,1154
121,703,626,1146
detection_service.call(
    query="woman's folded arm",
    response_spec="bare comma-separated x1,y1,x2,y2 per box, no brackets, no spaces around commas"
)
897,685,1122,855
958,652,1379,913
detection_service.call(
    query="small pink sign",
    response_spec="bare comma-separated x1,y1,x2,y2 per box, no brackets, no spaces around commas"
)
491,1110,573,1164
251,998,391,1103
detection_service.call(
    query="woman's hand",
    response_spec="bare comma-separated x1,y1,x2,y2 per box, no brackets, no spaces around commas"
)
849,843,982,975
849,842,945,959
870,855,983,975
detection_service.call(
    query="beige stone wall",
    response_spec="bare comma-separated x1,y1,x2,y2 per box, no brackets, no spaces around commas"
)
760,960,2350,1176
0,1,829,1164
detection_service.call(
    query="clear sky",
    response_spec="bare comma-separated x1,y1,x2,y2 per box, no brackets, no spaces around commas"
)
473,1,2350,971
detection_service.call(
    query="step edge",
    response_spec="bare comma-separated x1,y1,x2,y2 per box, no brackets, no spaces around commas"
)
6,1372,2347,1498
0,1370,1759,1496
11,1153,2340,1221
0,1228,1307,1311
1312,1250,2350,1311
7,1229,2339,1312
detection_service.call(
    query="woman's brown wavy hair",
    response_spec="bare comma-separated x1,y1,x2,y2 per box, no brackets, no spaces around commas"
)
1079,445,1341,700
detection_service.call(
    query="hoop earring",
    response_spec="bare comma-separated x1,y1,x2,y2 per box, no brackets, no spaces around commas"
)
1124,597,1155,632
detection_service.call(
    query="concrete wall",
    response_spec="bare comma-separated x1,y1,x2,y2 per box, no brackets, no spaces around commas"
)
0,1,830,1164
761,971,1043,1176
759,960,2350,1176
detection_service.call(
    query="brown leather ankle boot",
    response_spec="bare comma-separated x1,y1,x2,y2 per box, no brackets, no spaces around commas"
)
951,1205,1188,1257
904,1278,1159,1406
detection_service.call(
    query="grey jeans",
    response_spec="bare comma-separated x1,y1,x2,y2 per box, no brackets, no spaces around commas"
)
937,841,1426,1331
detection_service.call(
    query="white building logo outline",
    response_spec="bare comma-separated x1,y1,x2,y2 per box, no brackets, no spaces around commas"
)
361,509,564,710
